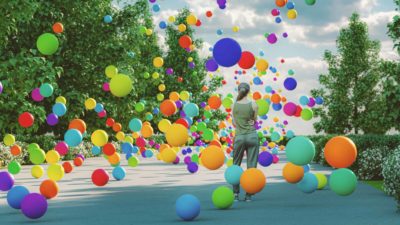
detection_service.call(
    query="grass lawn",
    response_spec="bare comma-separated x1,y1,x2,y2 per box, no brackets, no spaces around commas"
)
364,180,384,191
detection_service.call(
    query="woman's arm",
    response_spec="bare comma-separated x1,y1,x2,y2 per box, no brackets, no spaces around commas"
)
252,102,258,121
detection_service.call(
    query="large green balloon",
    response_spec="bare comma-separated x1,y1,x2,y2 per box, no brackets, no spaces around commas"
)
204,111,212,119
285,136,315,166
202,128,214,141
301,108,313,121
212,186,234,209
8,160,21,175
29,148,46,165
110,74,133,97
36,33,59,55
256,99,269,116
329,168,357,196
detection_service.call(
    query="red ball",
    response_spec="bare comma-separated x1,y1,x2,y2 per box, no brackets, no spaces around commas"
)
18,112,34,128
294,105,302,117
105,118,115,127
178,35,192,49
195,19,202,27
175,118,189,129
177,77,183,82
91,169,109,187
221,80,227,85
102,143,116,156
206,11,213,18
62,162,73,173
238,51,256,69
73,157,83,167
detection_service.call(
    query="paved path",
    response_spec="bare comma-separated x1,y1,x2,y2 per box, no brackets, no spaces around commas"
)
0,152,398,225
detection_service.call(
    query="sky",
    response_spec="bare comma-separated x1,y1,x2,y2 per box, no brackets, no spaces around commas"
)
120,0,399,135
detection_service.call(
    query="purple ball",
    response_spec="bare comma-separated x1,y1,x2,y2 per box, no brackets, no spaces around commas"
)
267,33,278,44
46,113,59,126
21,193,48,219
187,162,199,173
282,32,288,38
76,154,85,161
180,110,186,118
205,58,219,72
0,81,3,94
166,68,174,75
188,62,195,69
258,151,273,167
175,100,183,109
200,102,207,108
0,171,14,191
31,88,44,102
154,144,160,149
217,0,226,4
219,4,226,9
149,0,156,3
184,156,192,164
307,98,316,107
173,156,180,164
283,102,297,116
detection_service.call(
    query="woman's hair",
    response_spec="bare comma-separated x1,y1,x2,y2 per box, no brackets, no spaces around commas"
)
236,83,250,101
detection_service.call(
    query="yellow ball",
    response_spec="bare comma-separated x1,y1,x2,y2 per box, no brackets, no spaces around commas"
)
110,74,133,97
31,165,44,179
3,134,15,146
91,129,109,147
158,119,172,133
158,84,166,92
226,158,234,167
132,132,140,139
179,91,190,101
47,164,64,181
124,136,134,144
315,173,328,189
186,14,197,25
256,59,269,72
168,16,176,23
116,131,125,141
153,57,164,68
152,72,160,79
160,147,177,163
46,150,60,164
157,93,164,101
85,98,96,110
178,24,187,32
232,26,239,32
105,65,118,78
145,28,153,36
55,96,67,104
187,57,193,62
165,124,188,147
287,9,298,20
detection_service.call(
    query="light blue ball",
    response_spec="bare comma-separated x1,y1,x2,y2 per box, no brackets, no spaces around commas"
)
52,103,67,117
217,29,223,35
299,96,310,106
7,186,30,209
92,146,101,155
183,103,199,117
303,164,311,173
94,103,104,113
129,118,142,132
121,142,133,154
64,129,83,147
144,150,153,158
175,194,201,221
39,83,54,97
103,15,112,23
297,172,318,193
271,131,280,142
224,165,243,185
132,146,139,153
112,166,126,181
286,130,295,139
287,1,295,9
285,136,315,166
152,4,160,12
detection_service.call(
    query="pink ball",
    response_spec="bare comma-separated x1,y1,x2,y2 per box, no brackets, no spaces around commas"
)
271,8,280,16
102,82,110,92
31,88,44,102
55,141,69,156
283,102,297,116
272,155,279,164
98,110,107,118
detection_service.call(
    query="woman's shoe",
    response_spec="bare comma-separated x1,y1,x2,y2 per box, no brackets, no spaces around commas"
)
244,194,252,202
234,193,240,202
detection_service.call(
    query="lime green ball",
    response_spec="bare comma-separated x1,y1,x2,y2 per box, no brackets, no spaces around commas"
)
202,129,214,141
28,143,40,153
329,168,357,196
128,156,139,167
36,33,59,55
8,160,21,175
29,148,46,165
301,108,313,121
315,173,328,189
222,97,234,109
204,111,212,119
110,74,133,97
191,154,199,163
143,72,150,79
256,99,270,116
197,122,207,132
3,134,15,146
135,102,145,112
190,125,197,132
212,186,234,209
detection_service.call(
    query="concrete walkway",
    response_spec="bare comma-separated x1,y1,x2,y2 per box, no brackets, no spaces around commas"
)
0,152,398,225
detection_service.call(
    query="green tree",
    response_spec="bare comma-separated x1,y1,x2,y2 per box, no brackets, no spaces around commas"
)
312,13,388,134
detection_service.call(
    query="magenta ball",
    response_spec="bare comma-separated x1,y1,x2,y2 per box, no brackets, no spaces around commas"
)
272,155,279,164
271,8,280,16
173,156,180,165
267,33,278,44
55,141,69,156
31,88,44,102
307,98,316,107
102,82,110,92
166,68,174,75
184,156,192,164
283,102,297,116
98,110,107,118
0,171,14,191
21,193,48,219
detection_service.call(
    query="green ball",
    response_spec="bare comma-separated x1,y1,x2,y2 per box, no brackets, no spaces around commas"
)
315,173,328,189
329,168,357,196
305,0,316,6
191,154,199,163
143,72,150,79
301,108,313,121
256,99,269,116
285,136,315,166
135,102,145,112
36,33,59,55
8,160,21,175
202,129,214,141
29,148,46,165
204,111,212,119
128,156,139,167
39,83,54,97
190,125,197,132
212,186,234,209
110,74,133,97
28,143,40,154
222,97,234,109
197,122,207,132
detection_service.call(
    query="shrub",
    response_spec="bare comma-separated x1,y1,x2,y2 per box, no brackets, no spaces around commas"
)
382,146,400,209
0,142,29,168
356,146,390,180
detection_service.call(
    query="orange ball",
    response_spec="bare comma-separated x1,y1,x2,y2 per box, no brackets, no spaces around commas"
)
202,86,209,92
209,140,222,148
159,144,170,153
282,162,304,183
69,119,87,134
52,22,64,34
240,168,266,194
271,93,281,104
253,91,262,100
160,100,177,116
73,157,83,167
103,143,116,156
108,152,121,165
141,124,154,138
208,95,222,109
169,92,180,101
40,179,59,199
324,136,357,168
112,122,122,132
200,145,225,170
62,162,73,173
275,0,287,7
10,144,22,156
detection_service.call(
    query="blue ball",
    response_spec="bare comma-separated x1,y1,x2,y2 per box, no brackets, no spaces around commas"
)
145,150,153,158
94,103,104,113
272,148,279,155
152,4,160,12
159,21,167,29
129,118,142,132
315,96,324,105
175,194,201,221
7,186,29,209
132,146,139,153
275,17,282,23
258,151,274,167
103,15,112,23
183,103,199,117
224,165,243,185
121,142,134,154
253,77,262,85
126,152,133,160
64,129,83,147
91,146,101,155
272,103,282,111
287,1,295,9
299,96,309,106
284,77,297,91
297,173,318,193
153,107,160,114
216,29,223,35
52,103,67,117
112,166,126,181
212,38,242,67
303,164,311,173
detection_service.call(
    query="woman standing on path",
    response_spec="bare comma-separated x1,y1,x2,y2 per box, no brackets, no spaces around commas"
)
232,82,260,202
